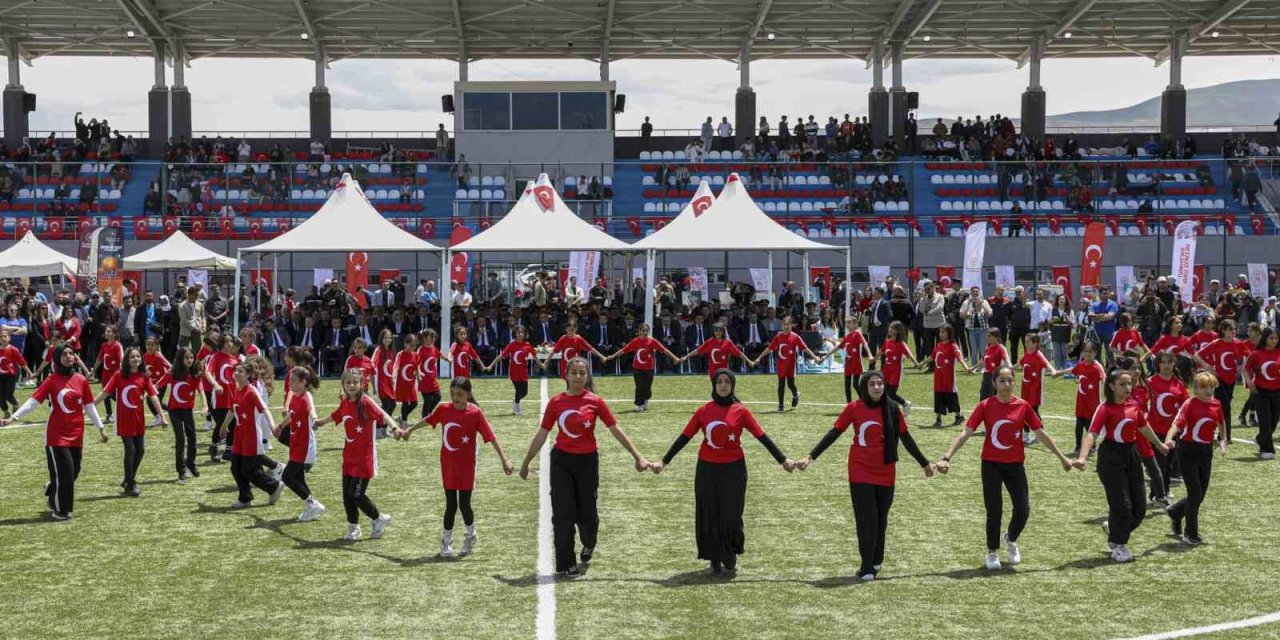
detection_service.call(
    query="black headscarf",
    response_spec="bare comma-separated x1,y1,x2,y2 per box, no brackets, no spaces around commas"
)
711,368,738,407
856,370,901,464
52,344,77,377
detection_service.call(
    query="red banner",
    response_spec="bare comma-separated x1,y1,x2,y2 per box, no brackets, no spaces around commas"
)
1193,265,1206,302
449,226,473,286
249,268,274,293
935,266,956,282
809,266,831,304
162,216,179,236
379,269,401,285
1052,266,1073,302
346,252,369,309
122,270,143,298
1080,222,1106,289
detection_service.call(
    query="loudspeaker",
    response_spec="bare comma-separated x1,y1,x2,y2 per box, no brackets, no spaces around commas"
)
23,92,36,112
613,94,626,113
442,94,455,113
906,91,919,110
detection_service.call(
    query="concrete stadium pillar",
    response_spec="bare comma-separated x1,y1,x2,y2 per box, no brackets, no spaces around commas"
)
310,54,331,142
169,51,191,140
868,40,888,148
735,50,755,146
3,40,29,149
1020,36,1046,140
888,40,908,151
148,42,169,158
1161,32,1187,140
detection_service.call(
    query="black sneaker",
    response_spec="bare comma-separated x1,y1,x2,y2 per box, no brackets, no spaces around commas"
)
791,393,800,408
709,560,723,576
188,464,201,478
50,511,72,521
177,471,188,484
580,547,594,563
559,566,583,579
127,486,141,497
931,419,943,428
953,414,965,426
1167,508,1183,537
1170,476,1183,485
1183,535,1203,546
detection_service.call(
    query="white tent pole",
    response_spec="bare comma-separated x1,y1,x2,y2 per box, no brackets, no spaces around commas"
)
272,254,279,307
232,250,243,332
440,249,452,379
643,249,656,328
802,252,810,305
255,254,262,315
844,248,852,319
767,251,773,306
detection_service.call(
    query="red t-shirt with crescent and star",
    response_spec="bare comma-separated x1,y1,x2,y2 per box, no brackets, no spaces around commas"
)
1174,396,1225,444
693,337,743,377
500,341,538,382
1088,401,1148,444
880,339,911,386
143,352,170,390
551,335,593,378
207,351,239,409
1070,360,1106,418
450,341,480,380
102,370,156,437
415,346,441,392
393,349,419,402
1197,338,1247,385
160,372,200,411
425,402,496,490
1245,347,1280,392
330,394,383,478
33,373,94,448
287,391,317,465
0,345,27,376
372,346,397,399
680,401,766,464
344,354,375,391
931,341,964,393
1146,374,1189,436
229,384,269,456
540,391,617,455
966,395,1043,464
768,331,806,378
833,400,908,487
840,331,868,377
1019,350,1050,407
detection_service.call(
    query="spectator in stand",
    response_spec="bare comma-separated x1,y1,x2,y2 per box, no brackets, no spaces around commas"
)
308,139,325,161
436,124,450,159
717,117,733,152
1243,163,1262,211
640,117,653,150
451,154,472,190
685,139,705,163
701,117,714,151
758,116,770,147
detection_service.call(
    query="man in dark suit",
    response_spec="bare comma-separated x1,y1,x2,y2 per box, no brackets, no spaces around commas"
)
585,312,618,358
381,309,410,349
351,312,378,348
682,312,711,374
534,310,560,347
654,312,684,372
867,287,893,357
471,316,499,363
735,311,770,370
263,318,292,373
293,315,319,360
320,316,350,377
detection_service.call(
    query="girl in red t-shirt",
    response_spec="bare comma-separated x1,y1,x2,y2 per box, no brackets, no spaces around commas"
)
649,369,795,576
936,365,1073,570
753,316,819,413
796,370,936,581
95,325,124,423
979,328,1011,402
1148,352,1189,494
1164,372,1228,545
415,329,443,419
390,332,421,425
342,338,374,393
161,346,206,482
142,336,171,427
1050,339,1105,456
837,318,872,404
1192,319,1247,440
1116,354,1167,506
314,367,398,542
1243,326,1280,458
517,357,652,577
94,346,166,496
604,323,678,413
875,321,919,411
218,363,283,508
929,325,975,427
0,327,33,417
401,376,514,558
486,325,545,415
371,329,398,433
279,366,325,523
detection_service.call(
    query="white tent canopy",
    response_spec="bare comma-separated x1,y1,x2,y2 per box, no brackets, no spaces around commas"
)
241,173,442,254
450,173,632,252
125,230,238,270
632,174,833,251
0,231,77,278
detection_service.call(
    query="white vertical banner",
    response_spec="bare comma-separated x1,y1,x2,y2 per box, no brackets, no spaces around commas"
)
1172,220,1198,305
688,266,708,293
568,251,601,293
632,267,644,283
313,268,334,290
748,268,770,293
1115,265,1136,301
1248,263,1269,299
187,269,208,291
868,265,891,290
963,221,988,291
994,265,1016,290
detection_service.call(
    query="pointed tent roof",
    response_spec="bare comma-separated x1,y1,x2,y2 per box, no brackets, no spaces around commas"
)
0,231,77,278
629,180,716,244
450,173,633,252
125,230,238,270
242,173,440,253
631,173,834,251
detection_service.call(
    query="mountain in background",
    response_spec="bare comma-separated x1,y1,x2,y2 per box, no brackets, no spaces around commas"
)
1045,78,1280,128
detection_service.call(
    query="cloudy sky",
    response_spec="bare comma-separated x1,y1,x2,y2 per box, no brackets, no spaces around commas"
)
8,53,1278,136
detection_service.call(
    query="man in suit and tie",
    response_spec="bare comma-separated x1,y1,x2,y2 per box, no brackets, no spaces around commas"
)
683,312,711,373
320,316,350,377
383,309,409,349
867,286,893,358
655,312,684,373
471,316,499,363
534,310,559,347
352,312,377,348
735,310,770,370
263,318,292,373
293,315,319,359
586,312,618,358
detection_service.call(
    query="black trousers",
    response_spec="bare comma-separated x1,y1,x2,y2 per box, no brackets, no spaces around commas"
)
1254,388,1280,455
512,381,529,404
121,435,145,490
444,489,473,530
885,383,907,407
633,370,654,407
1168,442,1214,538
934,391,961,416
1142,453,1167,501
1214,382,1236,440
844,375,855,404
694,459,747,566
282,460,312,501
210,408,229,454
982,461,1029,551
849,482,895,575
919,327,939,366
980,372,995,401
550,448,599,572
399,401,418,422
0,373,17,413
1097,442,1145,545
776,376,798,407
1008,330,1027,364
45,446,83,514
170,408,196,473
380,398,396,425
342,475,380,524
420,391,442,419
149,387,166,416
1075,417,1090,452
230,453,280,504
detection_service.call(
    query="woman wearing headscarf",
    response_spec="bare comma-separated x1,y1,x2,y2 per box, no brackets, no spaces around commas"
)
651,369,795,576
796,370,936,581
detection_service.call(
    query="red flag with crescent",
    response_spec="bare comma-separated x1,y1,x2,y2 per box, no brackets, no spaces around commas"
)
40,218,65,240
249,268,274,293
936,265,957,281
346,252,369,308
133,217,150,240
122,271,143,298
691,194,713,217
1193,265,1205,302
449,226,473,286
533,185,555,212
1251,215,1265,236
379,269,401,285
418,218,435,239
78,216,95,239
162,216,178,236
1080,222,1105,288
627,218,642,236
15,218,33,237
1052,266,1073,302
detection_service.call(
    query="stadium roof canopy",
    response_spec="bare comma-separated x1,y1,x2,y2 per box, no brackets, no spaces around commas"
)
1,0,1277,65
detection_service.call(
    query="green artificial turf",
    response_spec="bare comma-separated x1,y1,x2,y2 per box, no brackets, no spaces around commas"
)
1,367,1277,639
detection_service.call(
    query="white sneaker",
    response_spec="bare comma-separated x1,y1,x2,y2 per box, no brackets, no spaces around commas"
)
984,552,1002,570
202,421,212,432
1023,432,1037,446
298,501,326,522
1110,544,1134,563
268,481,285,505
1003,534,1021,566
273,463,286,482
230,500,249,509
461,531,478,555
1261,452,1276,460
370,514,391,539
440,536,455,557
859,572,875,581
343,524,361,542
513,402,521,415
902,401,912,417
149,415,164,427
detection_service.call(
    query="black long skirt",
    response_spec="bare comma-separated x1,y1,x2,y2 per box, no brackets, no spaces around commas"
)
694,458,747,563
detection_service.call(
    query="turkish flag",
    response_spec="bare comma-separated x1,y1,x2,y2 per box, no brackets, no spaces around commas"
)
795,219,809,235
627,218,642,236
823,216,837,234
906,267,921,282
122,271,143,298
191,219,208,239
346,252,370,308
1079,222,1105,288
986,216,1003,236
1221,214,1236,235
935,266,957,281
1135,219,1149,236
276,218,293,235
249,268,274,293
1047,215,1062,235
1104,216,1120,236
876,216,894,233
854,218,869,234
1193,265,1206,302
1052,266,1073,302
77,216,95,239
247,219,264,239
933,217,948,236
133,217,150,240
40,218,65,240
1251,215,1265,236
1018,215,1032,233
379,269,401,285
449,226,473,286
107,216,124,229
220,218,234,237
905,216,922,234
15,218,33,237
162,216,178,236
418,218,435,239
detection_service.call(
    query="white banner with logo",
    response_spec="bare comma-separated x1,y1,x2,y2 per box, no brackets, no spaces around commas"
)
868,265,891,290
963,221,988,291
186,269,208,291
1248,263,1269,299
994,265,1015,291
313,268,334,290
688,266,708,293
1115,265,1136,302
1172,221,1198,305
567,251,601,295
749,268,770,293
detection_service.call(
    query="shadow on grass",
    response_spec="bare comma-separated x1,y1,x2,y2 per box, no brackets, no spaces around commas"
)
1229,456,1268,463
0,514,58,526
1079,515,1108,525
79,493,131,503
228,510,462,567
